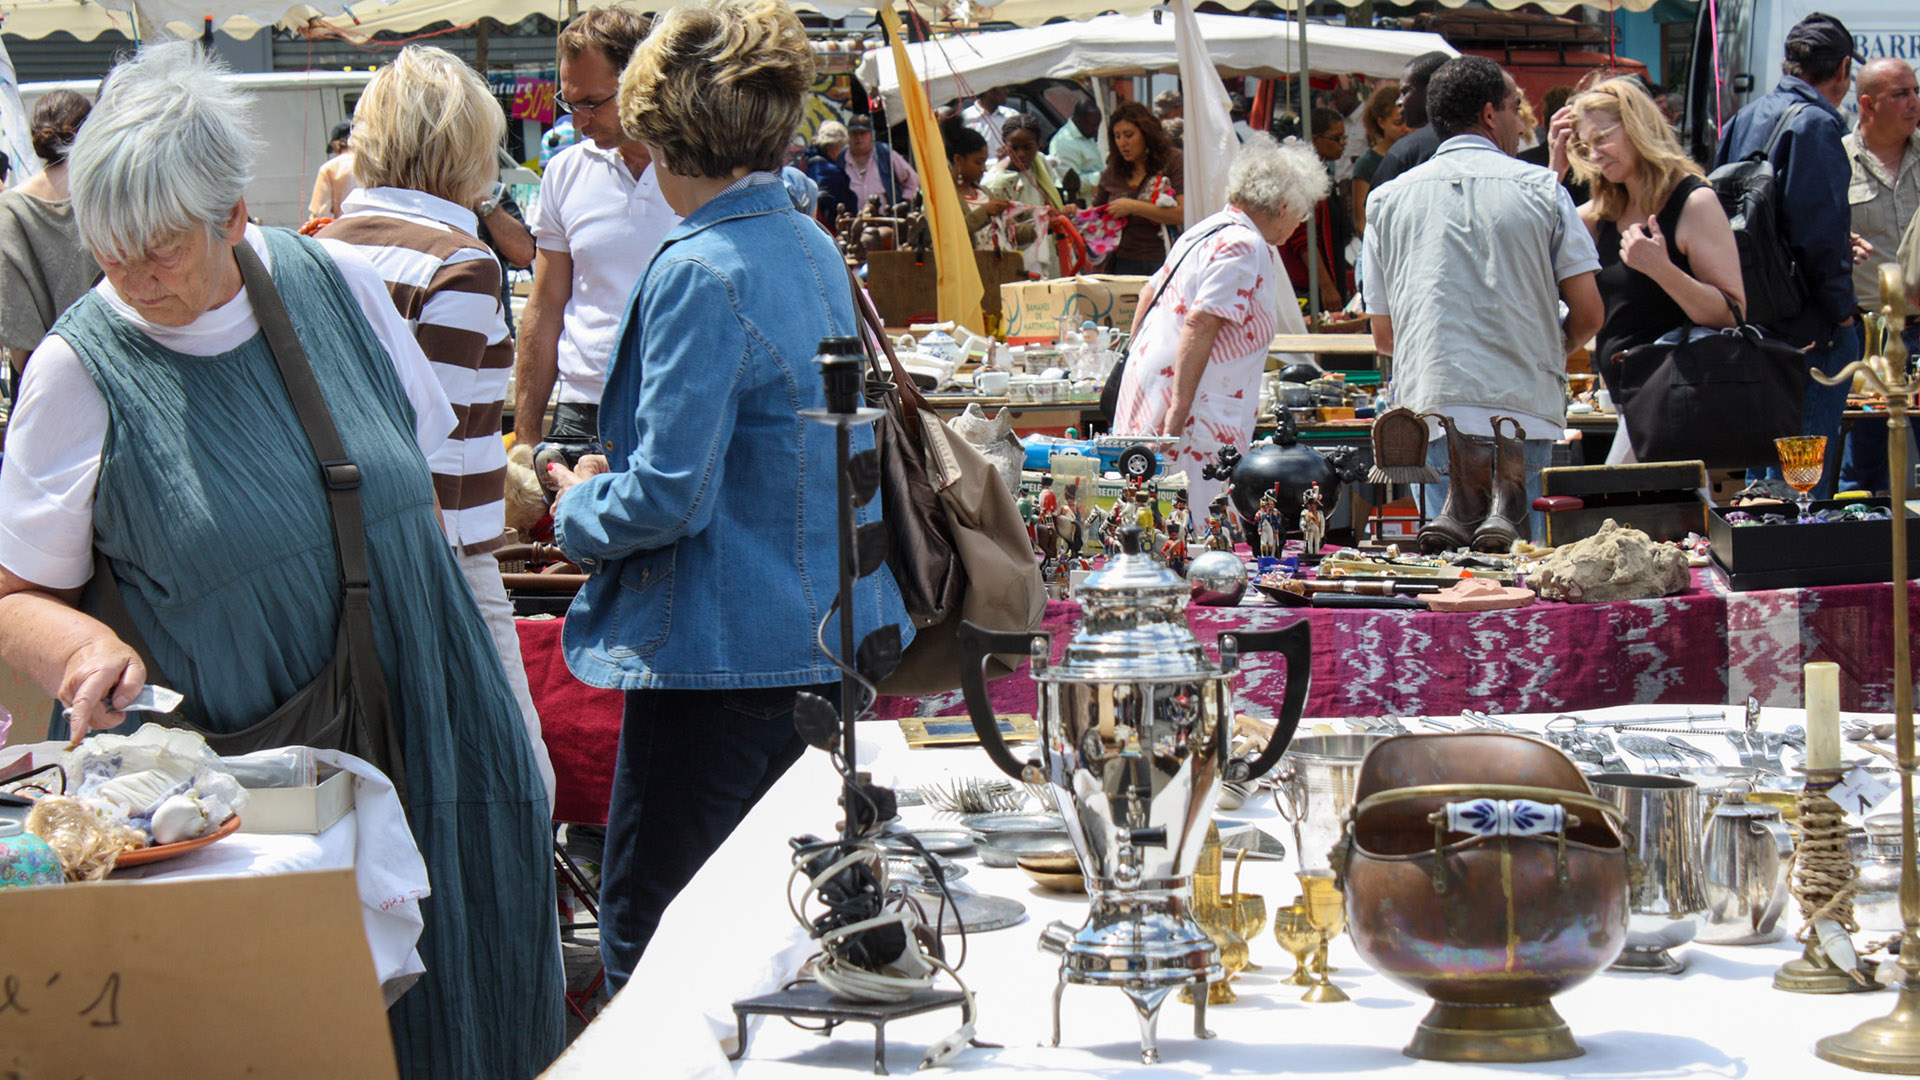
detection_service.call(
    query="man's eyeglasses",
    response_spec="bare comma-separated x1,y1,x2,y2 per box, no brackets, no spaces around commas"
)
555,90,617,116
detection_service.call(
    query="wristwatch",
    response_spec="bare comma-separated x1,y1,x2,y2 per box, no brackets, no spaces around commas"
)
475,193,503,217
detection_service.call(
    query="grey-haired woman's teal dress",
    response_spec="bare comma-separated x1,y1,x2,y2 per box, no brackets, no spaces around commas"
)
47,227,564,1079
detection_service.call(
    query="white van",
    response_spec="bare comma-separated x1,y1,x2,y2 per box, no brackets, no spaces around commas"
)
22,70,372,229
1684,0,1918,159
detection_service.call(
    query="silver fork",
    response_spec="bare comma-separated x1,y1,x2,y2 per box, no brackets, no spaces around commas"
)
1619,735,1680,774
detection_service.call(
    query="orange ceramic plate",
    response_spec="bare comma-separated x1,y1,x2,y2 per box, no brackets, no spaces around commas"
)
112,814,242,869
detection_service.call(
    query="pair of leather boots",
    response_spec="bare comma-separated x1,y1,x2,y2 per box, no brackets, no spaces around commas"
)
1418,415,1531,554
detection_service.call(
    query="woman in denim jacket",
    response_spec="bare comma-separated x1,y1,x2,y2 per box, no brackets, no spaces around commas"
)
549,0,911,991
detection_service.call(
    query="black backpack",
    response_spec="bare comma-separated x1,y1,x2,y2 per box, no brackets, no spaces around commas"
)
1705,102,1809,330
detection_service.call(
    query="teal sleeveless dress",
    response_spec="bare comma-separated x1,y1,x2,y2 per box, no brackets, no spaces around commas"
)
49,228,564,1079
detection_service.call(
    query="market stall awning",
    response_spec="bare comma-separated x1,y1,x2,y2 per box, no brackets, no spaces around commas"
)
965,0,1662,23
857,12,1457,116
0,0,882,41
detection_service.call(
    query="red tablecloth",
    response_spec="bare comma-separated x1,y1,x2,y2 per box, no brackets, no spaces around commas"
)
865,569,1920,722
517,570,1920,813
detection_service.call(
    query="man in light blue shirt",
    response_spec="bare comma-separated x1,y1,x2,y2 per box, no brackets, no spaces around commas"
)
1050,98,1106,196
1364,56,1603,548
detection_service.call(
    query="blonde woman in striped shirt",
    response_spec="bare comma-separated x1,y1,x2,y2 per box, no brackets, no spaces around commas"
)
318,45,556,810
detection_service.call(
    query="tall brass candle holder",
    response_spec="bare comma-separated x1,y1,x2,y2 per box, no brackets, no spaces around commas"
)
1815,265,1920,1071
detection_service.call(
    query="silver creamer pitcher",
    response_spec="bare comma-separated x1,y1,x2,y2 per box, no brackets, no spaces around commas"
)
958,528,1311,1063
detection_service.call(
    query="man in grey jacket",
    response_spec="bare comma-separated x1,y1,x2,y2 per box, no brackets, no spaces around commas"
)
1364,56,1603,543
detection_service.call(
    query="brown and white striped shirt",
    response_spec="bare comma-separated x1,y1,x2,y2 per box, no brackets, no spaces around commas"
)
319,187,511,554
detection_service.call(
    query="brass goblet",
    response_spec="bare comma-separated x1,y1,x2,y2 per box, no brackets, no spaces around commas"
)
1273,903,1319,988
1299,870,1352,1003
1226,892,1268,971
1226,848,1266,971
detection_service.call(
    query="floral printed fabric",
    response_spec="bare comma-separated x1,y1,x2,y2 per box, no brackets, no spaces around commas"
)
1111,207,1277,484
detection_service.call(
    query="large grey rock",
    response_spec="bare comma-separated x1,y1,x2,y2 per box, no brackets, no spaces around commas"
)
1531,518,1690,603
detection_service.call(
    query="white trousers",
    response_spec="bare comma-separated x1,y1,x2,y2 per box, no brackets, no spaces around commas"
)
457,548,557,814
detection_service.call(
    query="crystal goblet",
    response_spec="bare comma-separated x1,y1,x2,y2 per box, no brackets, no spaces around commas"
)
1774,435,1829,520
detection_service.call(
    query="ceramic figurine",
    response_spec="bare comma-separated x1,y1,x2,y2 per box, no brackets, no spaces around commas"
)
1300,483,1326,558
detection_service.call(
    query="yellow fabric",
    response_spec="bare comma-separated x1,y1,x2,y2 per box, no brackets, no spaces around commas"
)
881,6,987,335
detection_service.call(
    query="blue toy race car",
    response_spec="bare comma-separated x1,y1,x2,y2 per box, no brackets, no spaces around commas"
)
1020,433,1178,480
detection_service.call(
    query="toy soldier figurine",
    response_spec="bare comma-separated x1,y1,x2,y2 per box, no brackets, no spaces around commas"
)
1205,512,1232,552
1144,480,1163,530
1161,522,1188,575
1133,492,1159,551
1035,476,1058,559
1300,483,1326,559
1100,506,1123,557
1257,492,1283,560
1057,479,1085,559
1171,489,1191,539
1017,488,1036,549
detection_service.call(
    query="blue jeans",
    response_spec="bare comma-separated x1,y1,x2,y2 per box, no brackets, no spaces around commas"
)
599,683,830,992
1420,434,1556,542
1838,324,1920,494
1756,322,1861,500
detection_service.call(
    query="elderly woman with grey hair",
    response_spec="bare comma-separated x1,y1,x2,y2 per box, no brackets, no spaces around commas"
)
1112,134,1329,520
0,41,562,1079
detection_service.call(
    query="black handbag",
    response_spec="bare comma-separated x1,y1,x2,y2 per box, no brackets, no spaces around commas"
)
1612,290,1809,470
77,239,407,805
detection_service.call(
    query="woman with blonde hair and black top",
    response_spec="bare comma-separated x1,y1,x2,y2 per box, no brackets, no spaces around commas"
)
1550,76,1745,463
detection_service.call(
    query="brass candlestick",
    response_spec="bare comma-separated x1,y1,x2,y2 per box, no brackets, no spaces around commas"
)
1816,264,1920,1070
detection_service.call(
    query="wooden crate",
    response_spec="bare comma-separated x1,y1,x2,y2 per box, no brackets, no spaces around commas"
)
864,250,1026,330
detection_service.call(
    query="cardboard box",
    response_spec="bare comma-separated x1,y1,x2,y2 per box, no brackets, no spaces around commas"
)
1001,274,1149,343
240,767,355,835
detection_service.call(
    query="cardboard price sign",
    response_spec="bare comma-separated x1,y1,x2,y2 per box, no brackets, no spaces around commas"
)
0,869,398,1079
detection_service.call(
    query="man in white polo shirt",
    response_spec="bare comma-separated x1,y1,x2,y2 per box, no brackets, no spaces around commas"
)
515,6,680,449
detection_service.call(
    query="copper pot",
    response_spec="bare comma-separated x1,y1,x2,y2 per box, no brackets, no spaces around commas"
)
1336,733,1629,1064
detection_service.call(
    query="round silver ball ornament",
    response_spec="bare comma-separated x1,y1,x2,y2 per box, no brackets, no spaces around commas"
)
1186,550,1248,606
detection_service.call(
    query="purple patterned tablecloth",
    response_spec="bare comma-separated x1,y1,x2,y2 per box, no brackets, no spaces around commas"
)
873,569,1920,721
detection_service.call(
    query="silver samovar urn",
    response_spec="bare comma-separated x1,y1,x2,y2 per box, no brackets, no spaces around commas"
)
957,528,1311,1063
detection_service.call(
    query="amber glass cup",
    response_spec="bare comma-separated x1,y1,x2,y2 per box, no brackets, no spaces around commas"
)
1775,436,1829,520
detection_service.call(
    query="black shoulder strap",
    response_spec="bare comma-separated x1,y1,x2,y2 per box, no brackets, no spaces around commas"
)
1755,101,1810,162
232,238,395,759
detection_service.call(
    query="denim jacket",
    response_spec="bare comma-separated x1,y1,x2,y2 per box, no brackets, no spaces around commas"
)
552,178,911,689
1712,76,1855,347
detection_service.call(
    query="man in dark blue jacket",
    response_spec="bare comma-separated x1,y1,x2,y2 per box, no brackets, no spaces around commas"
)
1713,12,1863,497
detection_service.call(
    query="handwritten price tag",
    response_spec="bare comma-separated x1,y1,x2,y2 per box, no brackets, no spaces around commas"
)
1833,764,1899,818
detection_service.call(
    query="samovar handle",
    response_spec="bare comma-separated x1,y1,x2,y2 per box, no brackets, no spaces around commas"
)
956,620,1051,781
1218,619,1312,782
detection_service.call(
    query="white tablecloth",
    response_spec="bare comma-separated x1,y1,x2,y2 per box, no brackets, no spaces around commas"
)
546,704,1916,1079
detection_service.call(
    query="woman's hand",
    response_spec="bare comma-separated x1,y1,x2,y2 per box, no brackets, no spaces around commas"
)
58,637,145,745
547,454,610,500
981,197,1012,216
1158,401,1191,437
1547,105,1574,178
1619,217,1675,277
1107,197,1145,218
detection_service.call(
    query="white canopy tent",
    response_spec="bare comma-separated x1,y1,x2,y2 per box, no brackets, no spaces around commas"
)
0,0,878,41
856,12,1456,116
973,0,1659,20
